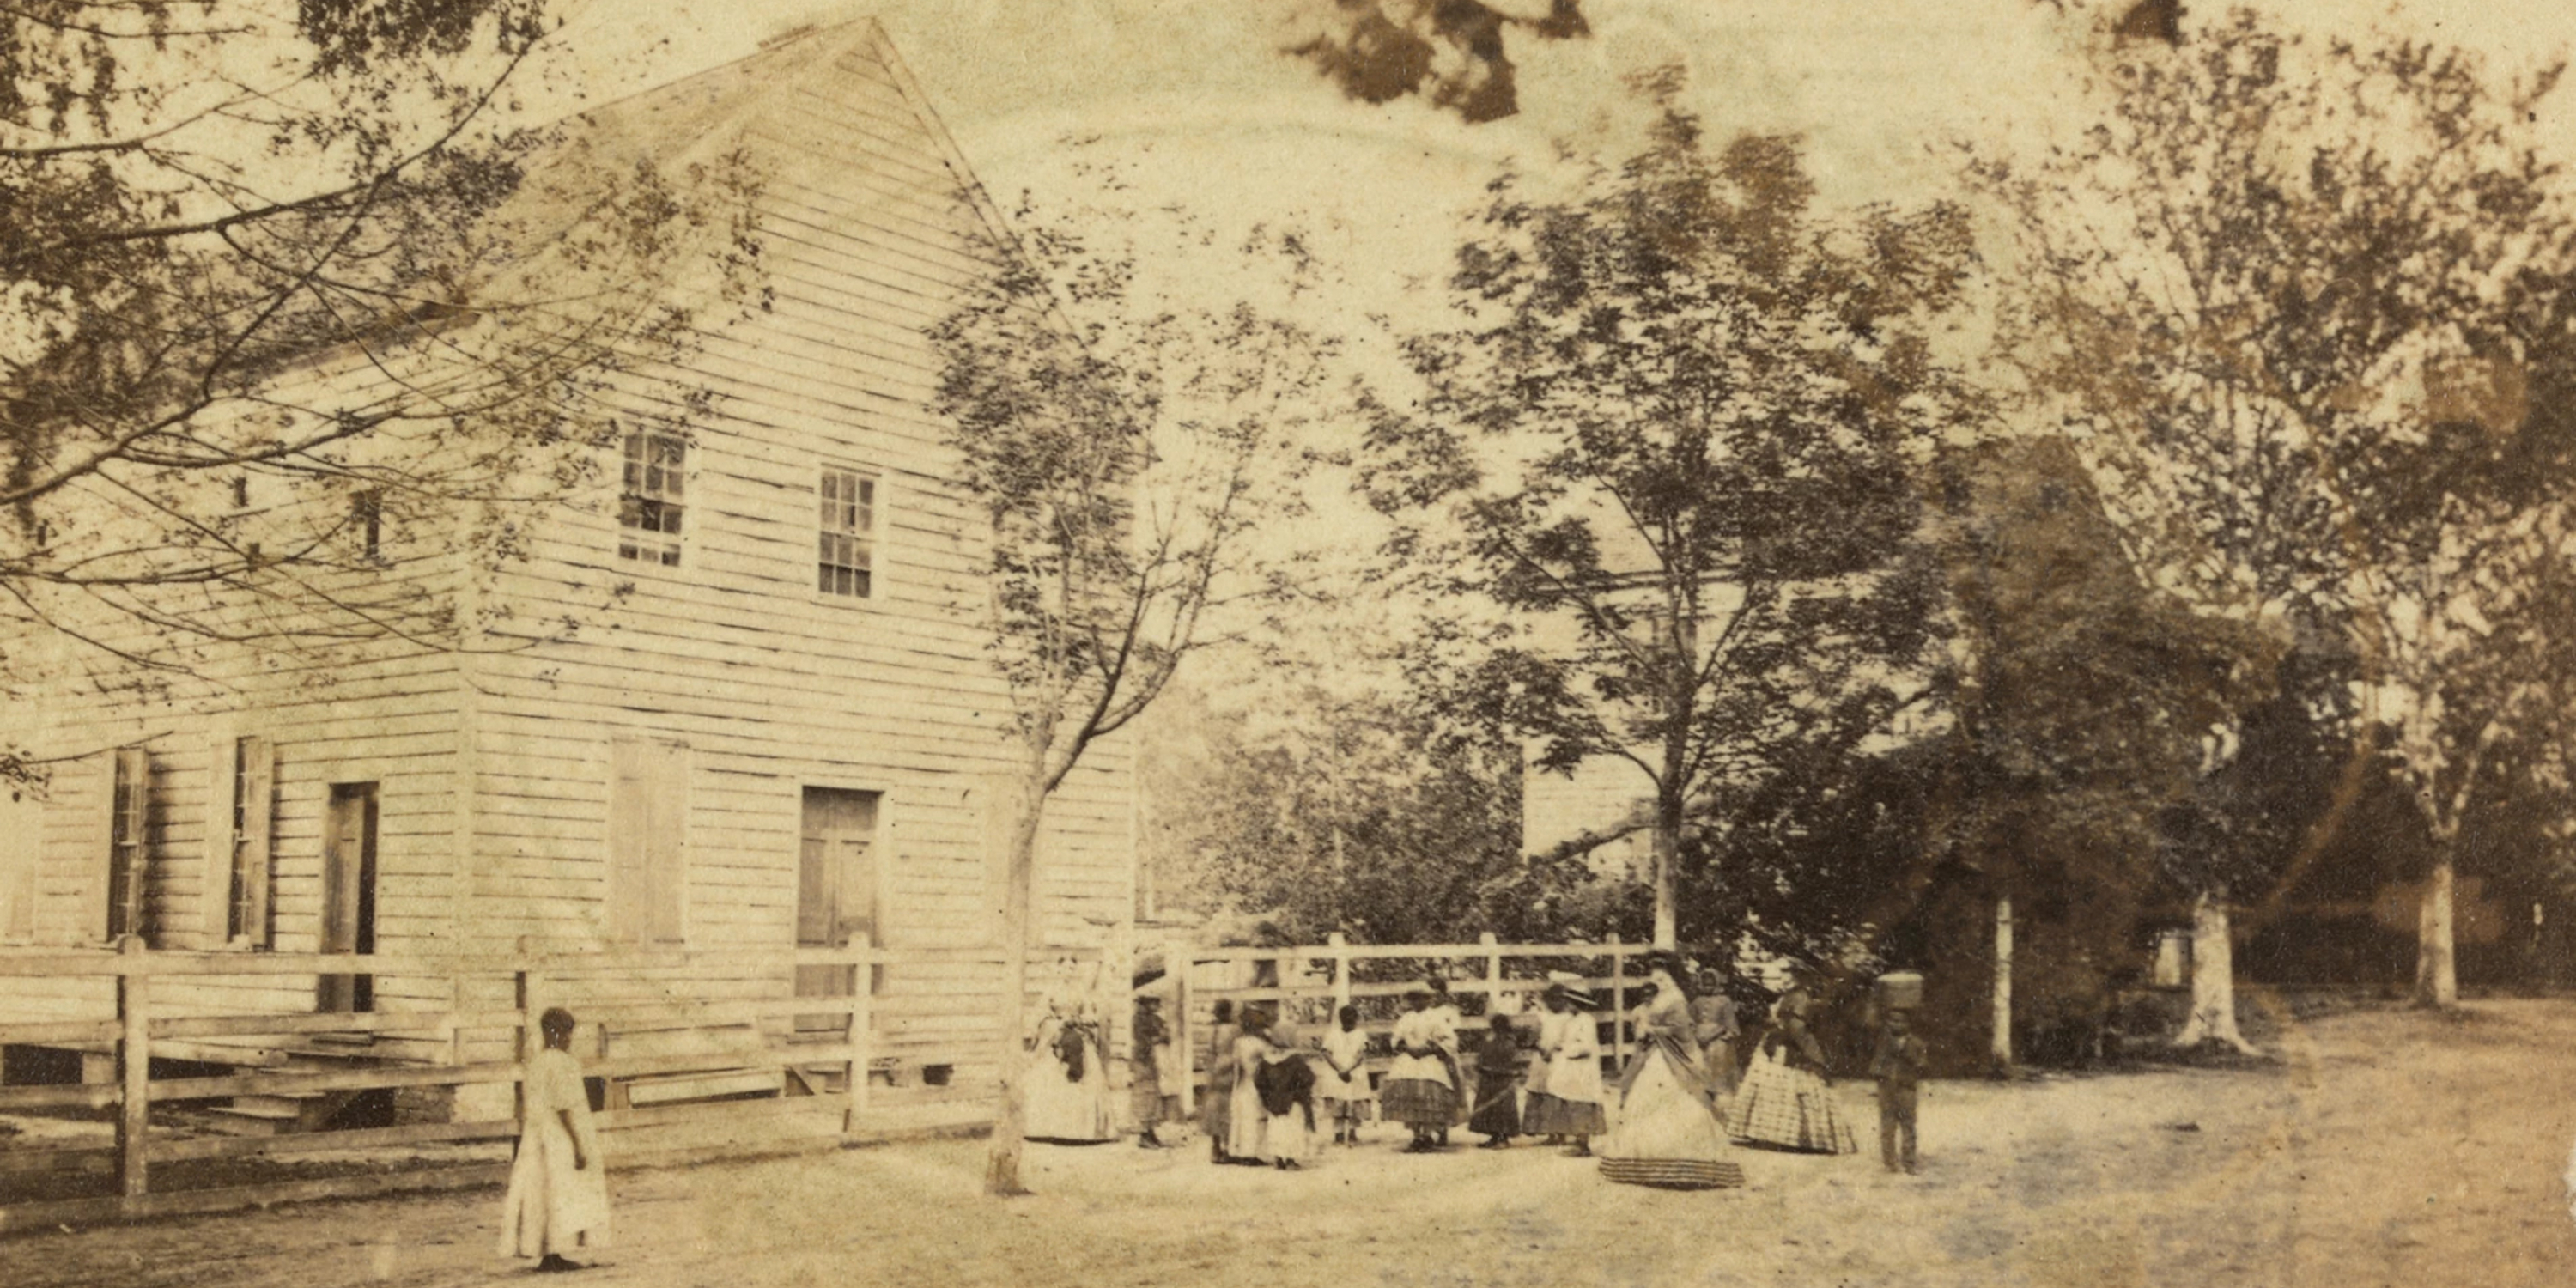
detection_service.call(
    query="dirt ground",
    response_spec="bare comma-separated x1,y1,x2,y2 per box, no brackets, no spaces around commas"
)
5,999,2573,1287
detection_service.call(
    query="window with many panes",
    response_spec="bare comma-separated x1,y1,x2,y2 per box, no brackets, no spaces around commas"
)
817,466,877,598
618,428,686,566
105,747,149,942
226,736,276,946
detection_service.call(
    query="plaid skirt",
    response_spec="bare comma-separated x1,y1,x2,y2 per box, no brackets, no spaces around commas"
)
1131,1068,1165,1128
1522,1091,1607,1137
1728,1058,1857,1154
1379,1077,1455,1127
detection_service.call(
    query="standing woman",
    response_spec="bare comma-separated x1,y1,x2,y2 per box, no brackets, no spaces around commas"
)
1380,990,1458,1153
499,1007,608,1273
1023,960,1113,1144
1132,994,1173,1149
1692,968,1742,1102
1226,1007,1284,1164
1598,956,1743,1189
1730,971,1859,1154
1526,981,1607,1157
1203,999,1240,1163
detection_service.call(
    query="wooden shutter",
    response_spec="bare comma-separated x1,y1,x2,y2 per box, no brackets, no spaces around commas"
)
606,738,688,944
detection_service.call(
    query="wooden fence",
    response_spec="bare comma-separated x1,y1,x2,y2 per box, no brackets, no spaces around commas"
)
1155,933,1681,1113
0,936,1103,1233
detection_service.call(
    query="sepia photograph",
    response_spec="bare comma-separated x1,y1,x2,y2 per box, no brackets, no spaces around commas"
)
1,1,2573,1284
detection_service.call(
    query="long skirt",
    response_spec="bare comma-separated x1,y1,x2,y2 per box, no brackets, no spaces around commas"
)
1379,1077,1455,1129
1522,1091,1607,1137
1598,1042,1743,1189
1702,1038,1740,1098
1226,1075,1268,1159
1131,1060,1166,1129
1024,1039,1113,1143
1729,1057,1858,1154
498,1119,609,1259
1203,1071,1234,1151
1467,1072,1520,1138
1264,1107,1312,1162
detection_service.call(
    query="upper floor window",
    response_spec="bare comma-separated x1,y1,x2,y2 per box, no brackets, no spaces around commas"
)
618,428,686,566
817,466,877,598
105,747,149,943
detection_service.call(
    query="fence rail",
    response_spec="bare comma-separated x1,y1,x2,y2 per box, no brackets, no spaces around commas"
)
0,934,1117,1232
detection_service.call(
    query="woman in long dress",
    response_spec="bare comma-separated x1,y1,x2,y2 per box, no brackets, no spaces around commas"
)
1599,959,1745,1189
1221,1010,1283,1164
1729,976,1859,1154
1249,1019,1316,1169
1203,999,1240,1163
1692,968,1742,1101
1379,990,1458,1153
1023,964,1113,1144
1524,983,1607,1156
499,1007,609,1273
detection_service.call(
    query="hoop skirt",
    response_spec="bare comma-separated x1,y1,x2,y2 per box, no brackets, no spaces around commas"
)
1598,1037,1743,1189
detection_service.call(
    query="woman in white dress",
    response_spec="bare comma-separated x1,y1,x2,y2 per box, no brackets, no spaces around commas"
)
1380,990,1458,1153
1319,1004,1374,1145
1598,957,1745,1189
1524,982,1607,1156
499,1007,609,1273
1024,961,1113,1144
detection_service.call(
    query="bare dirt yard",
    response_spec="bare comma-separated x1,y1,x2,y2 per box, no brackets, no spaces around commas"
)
6,999,2573,1287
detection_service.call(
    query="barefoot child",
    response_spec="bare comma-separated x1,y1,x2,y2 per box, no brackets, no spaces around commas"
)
1320,1005,1374,1145
500,1007,607,1273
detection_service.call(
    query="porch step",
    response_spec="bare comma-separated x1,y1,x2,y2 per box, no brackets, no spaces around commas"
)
205,1088,359,1135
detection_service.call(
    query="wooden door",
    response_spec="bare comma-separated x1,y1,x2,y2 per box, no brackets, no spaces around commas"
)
797,789,877,1035
318,783,379,1013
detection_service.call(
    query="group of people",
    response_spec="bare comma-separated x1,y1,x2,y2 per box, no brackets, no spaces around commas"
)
1138,951,1929,1190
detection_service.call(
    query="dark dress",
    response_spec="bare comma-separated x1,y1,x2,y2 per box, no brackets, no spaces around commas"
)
1468,1035,1522,1138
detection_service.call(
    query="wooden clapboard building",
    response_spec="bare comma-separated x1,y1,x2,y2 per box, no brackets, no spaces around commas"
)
0,21,1134,1127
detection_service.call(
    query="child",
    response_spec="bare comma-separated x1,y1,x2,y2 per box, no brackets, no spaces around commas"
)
1469,1012,1523,1149
1869,1008,1928,1175
499,1007,608,1273
1320,1005,1374,1145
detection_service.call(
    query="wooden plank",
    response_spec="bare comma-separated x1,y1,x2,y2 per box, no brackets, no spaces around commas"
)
149,1118,519,1164
0,1084,121,1112
596,1092,849,1133
0,1018,120,1043
0,1162,513,1235
152,1009,522,1039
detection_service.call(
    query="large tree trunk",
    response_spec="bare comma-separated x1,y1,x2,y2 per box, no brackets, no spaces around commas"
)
2172,890,2258,1054
2415,854,2458,1008
984,775,1047,1196
1990,894,2013,1074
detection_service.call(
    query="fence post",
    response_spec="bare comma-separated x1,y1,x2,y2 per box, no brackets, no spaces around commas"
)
114,933,149,1212
1479,932,1503,1013
1328,933,1351,1018
1606,933,1626,1068
1171,935,1194,1117
848,933,872,1136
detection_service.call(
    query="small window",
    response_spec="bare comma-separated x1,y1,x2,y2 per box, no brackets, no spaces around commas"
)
351,489,383,561
617,428,686,566
105,748,149,942
817,466,877,598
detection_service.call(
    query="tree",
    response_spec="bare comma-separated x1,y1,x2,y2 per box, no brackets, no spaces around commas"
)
929,196,1330,1196
1279,0,1588,124
1971,9,2576,1012
1362,75,1978,951
3,1,741,779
